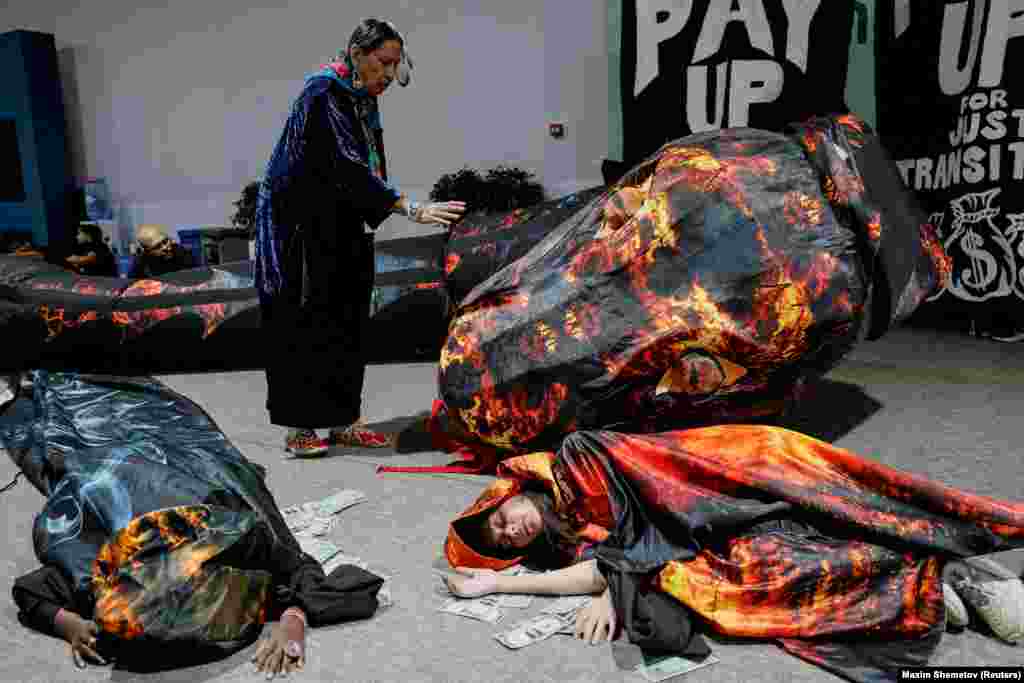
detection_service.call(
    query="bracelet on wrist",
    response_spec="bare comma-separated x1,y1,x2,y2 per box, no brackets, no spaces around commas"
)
406,200,423,219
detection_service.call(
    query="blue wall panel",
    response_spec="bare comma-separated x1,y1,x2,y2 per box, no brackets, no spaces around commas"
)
0,30,70,247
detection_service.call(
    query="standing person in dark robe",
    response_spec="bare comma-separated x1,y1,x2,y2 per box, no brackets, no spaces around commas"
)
254,17,466,457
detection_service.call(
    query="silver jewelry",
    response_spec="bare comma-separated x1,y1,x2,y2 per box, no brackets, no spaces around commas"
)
406,199,423,219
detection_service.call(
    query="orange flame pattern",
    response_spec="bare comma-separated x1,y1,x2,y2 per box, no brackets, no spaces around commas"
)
436,116,947,460
91,505,270,642
656,539,943,640
448,424,1023,667
31,273,240,343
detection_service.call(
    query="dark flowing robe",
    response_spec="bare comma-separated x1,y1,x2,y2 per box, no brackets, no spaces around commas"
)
3,372,383,650
415,116,951,474
445,426,1024,682
254,73,399,428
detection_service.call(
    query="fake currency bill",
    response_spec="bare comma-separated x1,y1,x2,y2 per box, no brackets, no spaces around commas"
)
494,614,570,650
296,515,337,537
281,503,318,533
316,489,367,516
541,595,592,617
283,489,367,536
641,654,720,682
482,594,534,609
437,598,504,624
297,537,342,565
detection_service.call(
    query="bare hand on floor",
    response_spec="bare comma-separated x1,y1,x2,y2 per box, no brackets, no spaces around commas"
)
253,614,305,679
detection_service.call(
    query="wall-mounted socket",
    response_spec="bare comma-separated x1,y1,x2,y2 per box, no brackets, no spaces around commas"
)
548,122,567,139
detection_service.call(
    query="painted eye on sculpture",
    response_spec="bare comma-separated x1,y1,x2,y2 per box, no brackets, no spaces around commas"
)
655,351,748,398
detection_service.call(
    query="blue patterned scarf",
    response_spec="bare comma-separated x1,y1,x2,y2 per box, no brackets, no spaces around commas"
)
306,55,384,179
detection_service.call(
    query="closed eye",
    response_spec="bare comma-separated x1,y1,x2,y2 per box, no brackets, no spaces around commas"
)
491,512,513,549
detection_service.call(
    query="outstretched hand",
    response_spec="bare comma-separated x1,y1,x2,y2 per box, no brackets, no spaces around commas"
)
252,611,305,679
445,566,499,598
575,588,617,645
55,610,108,668
414,201,467,226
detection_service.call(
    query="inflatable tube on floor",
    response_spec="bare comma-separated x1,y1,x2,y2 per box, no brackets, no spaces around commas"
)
0,253,451,372
0,257,263,373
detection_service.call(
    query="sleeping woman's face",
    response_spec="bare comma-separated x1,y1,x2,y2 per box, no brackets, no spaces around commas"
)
484,495,544,550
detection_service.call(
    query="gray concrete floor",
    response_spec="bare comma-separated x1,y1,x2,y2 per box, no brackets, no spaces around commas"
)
2,325,1023,682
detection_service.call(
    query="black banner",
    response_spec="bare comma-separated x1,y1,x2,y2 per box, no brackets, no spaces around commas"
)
876,0,1024,339
618,1,856,167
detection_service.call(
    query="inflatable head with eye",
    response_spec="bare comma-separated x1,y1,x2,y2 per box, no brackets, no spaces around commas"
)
433,115,950,460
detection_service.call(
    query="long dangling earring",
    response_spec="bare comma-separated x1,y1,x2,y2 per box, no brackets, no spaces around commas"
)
349,51,364,89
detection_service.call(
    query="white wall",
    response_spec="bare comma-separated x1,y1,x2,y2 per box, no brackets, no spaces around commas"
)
2,1,612,244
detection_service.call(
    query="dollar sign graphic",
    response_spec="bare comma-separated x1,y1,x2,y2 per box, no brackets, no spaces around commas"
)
945,190,1014,301
1006,213,1024,300
960,228,998,289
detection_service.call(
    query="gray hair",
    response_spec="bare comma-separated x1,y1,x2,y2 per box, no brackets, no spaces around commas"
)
346,17,414,86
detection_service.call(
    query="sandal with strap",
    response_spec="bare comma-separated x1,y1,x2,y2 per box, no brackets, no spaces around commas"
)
328,422,394,449
285,429,329,457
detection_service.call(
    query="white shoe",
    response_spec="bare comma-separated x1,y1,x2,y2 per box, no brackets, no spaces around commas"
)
947,557,1024,645
944,582,969,628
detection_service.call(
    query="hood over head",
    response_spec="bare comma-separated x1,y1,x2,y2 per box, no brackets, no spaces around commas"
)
444,452,563,570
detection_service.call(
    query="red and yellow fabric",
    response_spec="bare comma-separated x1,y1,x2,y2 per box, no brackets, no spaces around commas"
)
92,505,271,643
422,116,951,475
445,425,1023,677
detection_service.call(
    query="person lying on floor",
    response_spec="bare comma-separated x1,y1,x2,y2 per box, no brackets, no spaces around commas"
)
442,426,1023,681
4,372,384,679
12,505,383,677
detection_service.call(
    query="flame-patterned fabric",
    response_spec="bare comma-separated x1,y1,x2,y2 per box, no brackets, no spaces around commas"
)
0,256,257,372
92,505,270,642
1,372,338,644
433,116,950,466
446,425,1024,680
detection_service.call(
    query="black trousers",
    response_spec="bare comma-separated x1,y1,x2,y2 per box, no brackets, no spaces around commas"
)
261,226,375,429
